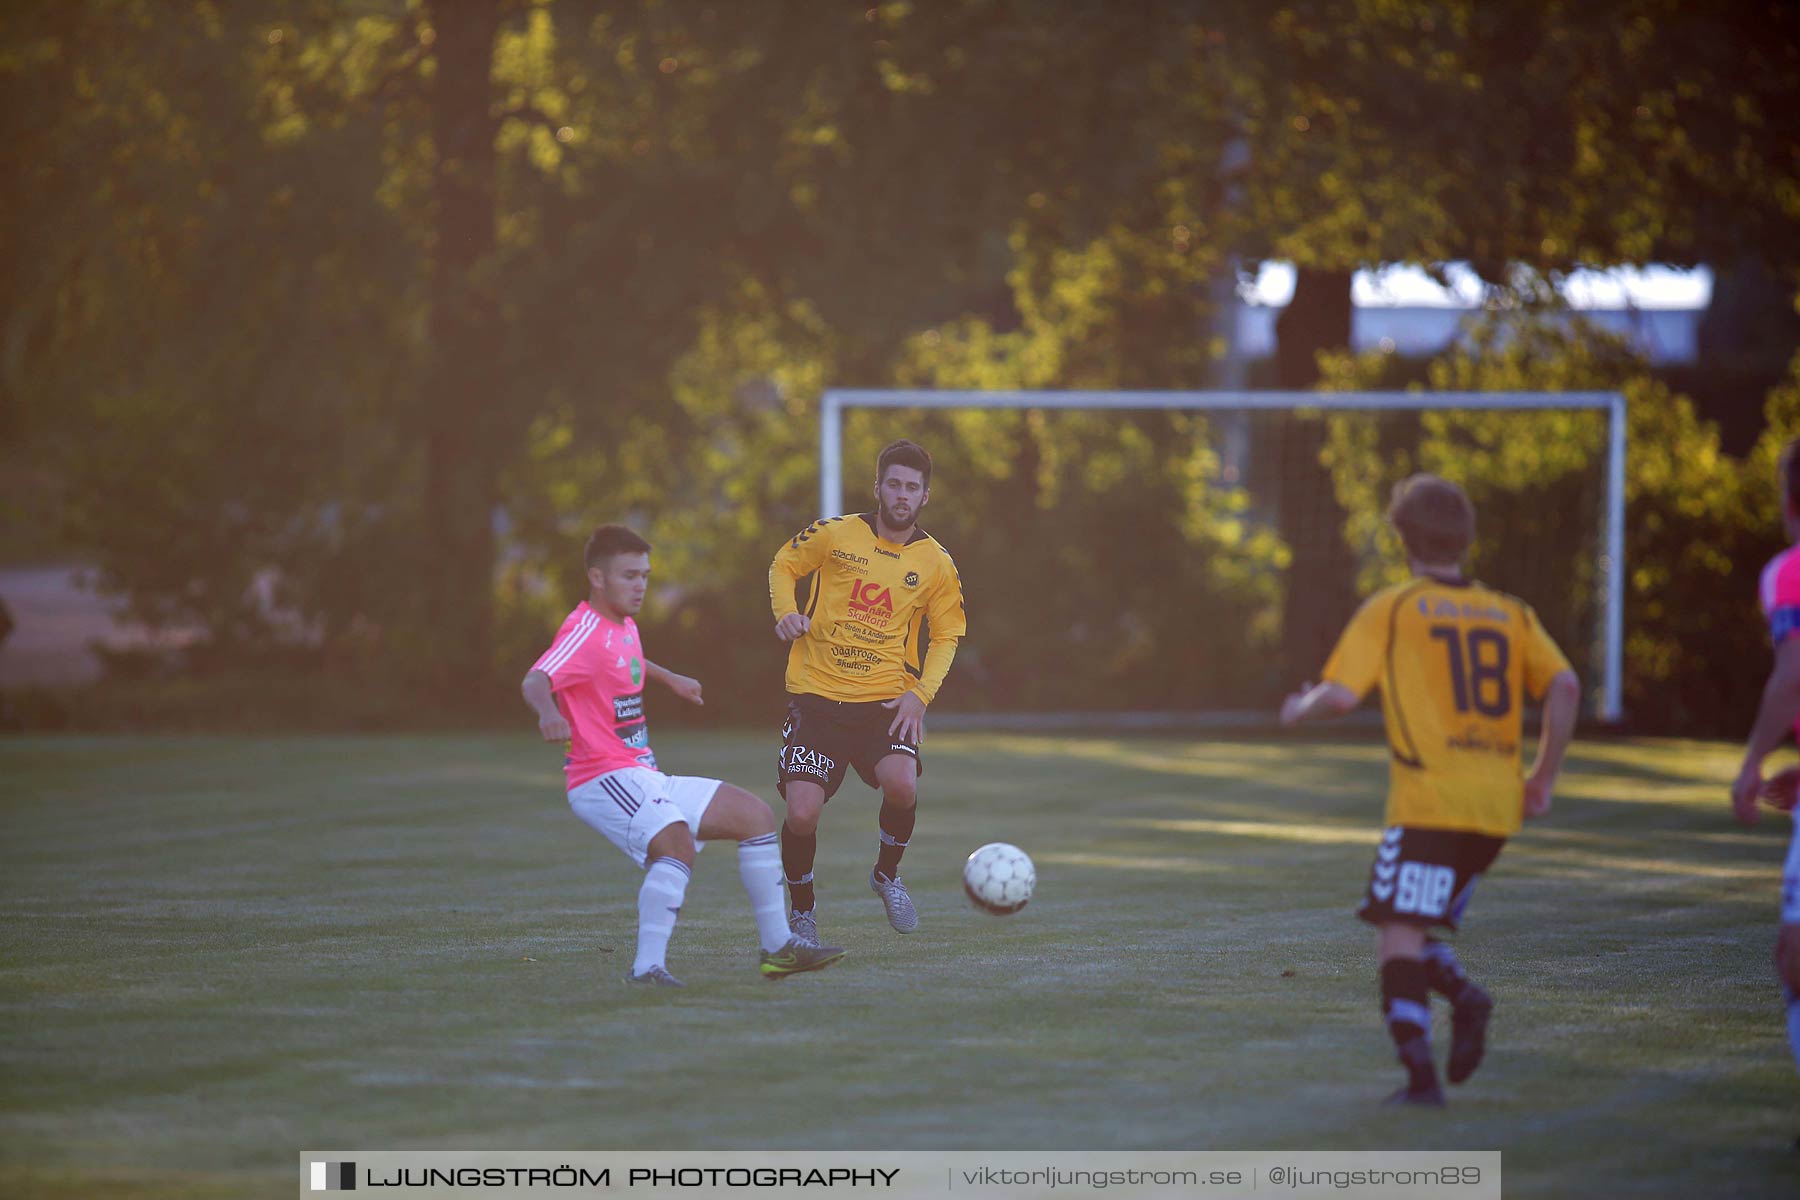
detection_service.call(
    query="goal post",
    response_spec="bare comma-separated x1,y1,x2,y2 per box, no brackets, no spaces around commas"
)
820,389,1626,723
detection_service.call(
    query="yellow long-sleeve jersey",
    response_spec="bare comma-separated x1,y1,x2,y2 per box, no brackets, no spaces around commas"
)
769,514,966,704
1321,576,1574,837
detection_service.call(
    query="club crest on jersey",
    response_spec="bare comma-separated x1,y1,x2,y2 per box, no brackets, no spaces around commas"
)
904,571,920,588
630,656,643,686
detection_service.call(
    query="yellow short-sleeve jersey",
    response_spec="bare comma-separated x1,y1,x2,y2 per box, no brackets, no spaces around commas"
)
1321,577,1573,837
769,514,966,704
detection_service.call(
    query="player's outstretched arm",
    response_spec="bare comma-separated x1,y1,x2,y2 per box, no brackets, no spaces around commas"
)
1279,681,1360,727
521,669,571,742
1523,669,1580,820
643,659,703,706
1734,638,1800,825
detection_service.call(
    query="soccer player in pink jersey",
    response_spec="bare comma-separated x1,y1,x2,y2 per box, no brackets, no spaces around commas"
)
522,524,845,986
1731,438,1800,1105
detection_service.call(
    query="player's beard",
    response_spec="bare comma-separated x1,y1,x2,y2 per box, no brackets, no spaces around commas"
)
878,499,914,532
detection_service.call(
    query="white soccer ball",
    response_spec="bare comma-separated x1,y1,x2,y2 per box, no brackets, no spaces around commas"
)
962,842,1035,915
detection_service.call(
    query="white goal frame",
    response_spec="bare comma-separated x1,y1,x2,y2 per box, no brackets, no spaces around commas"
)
820,389,1626,723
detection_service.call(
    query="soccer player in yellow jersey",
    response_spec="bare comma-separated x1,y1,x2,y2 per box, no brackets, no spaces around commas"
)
1280,474,1581,1106
769,439,967,941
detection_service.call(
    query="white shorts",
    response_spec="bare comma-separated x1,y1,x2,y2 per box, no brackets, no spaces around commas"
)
568,768,721,869
1784,817,1800,925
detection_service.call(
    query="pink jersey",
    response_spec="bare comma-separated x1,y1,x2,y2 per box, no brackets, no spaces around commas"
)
1761,546,1800,738
532,602,657,790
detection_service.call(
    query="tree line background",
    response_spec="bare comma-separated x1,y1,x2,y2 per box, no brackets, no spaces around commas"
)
2,0,1797,735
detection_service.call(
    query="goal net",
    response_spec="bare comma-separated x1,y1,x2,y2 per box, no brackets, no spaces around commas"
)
819,390,1625,725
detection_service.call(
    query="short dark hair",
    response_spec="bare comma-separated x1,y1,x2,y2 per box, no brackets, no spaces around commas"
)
876,439,932,487
584,524,651,571
1781,438,1800,513
1387,474,1475,564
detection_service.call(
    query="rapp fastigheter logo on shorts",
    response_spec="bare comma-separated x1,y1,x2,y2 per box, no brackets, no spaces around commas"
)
783,745,836,778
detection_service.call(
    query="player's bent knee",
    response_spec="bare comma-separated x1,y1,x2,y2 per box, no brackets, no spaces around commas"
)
745,801,778,838
699,783,776,841
874,758,918,806
1377,921,1428,962
783,793,825,833
722,782,776,830
645,822,697,866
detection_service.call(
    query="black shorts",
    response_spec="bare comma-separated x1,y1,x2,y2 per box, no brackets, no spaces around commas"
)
1356,826,1505,931
777,693,922,801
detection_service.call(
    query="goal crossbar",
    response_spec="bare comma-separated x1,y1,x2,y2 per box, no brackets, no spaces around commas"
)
820,389,1627,723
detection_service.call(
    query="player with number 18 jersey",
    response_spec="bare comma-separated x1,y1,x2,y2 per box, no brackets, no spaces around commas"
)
1281,474,1580,1108
1322,578,1573,842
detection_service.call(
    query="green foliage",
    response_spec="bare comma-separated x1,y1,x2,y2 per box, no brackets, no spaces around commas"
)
3,1,424,650
1749,352,1800,519
845,225,1290,710
1231,1,1800,282
3,1,1797,731
1319,311,1789,732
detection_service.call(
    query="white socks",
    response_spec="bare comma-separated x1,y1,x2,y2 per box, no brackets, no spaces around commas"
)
634,835,792,974
738,833,791,953
634,857,690,975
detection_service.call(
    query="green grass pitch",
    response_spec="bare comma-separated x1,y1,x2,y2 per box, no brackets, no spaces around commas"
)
3,731,1797,1197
